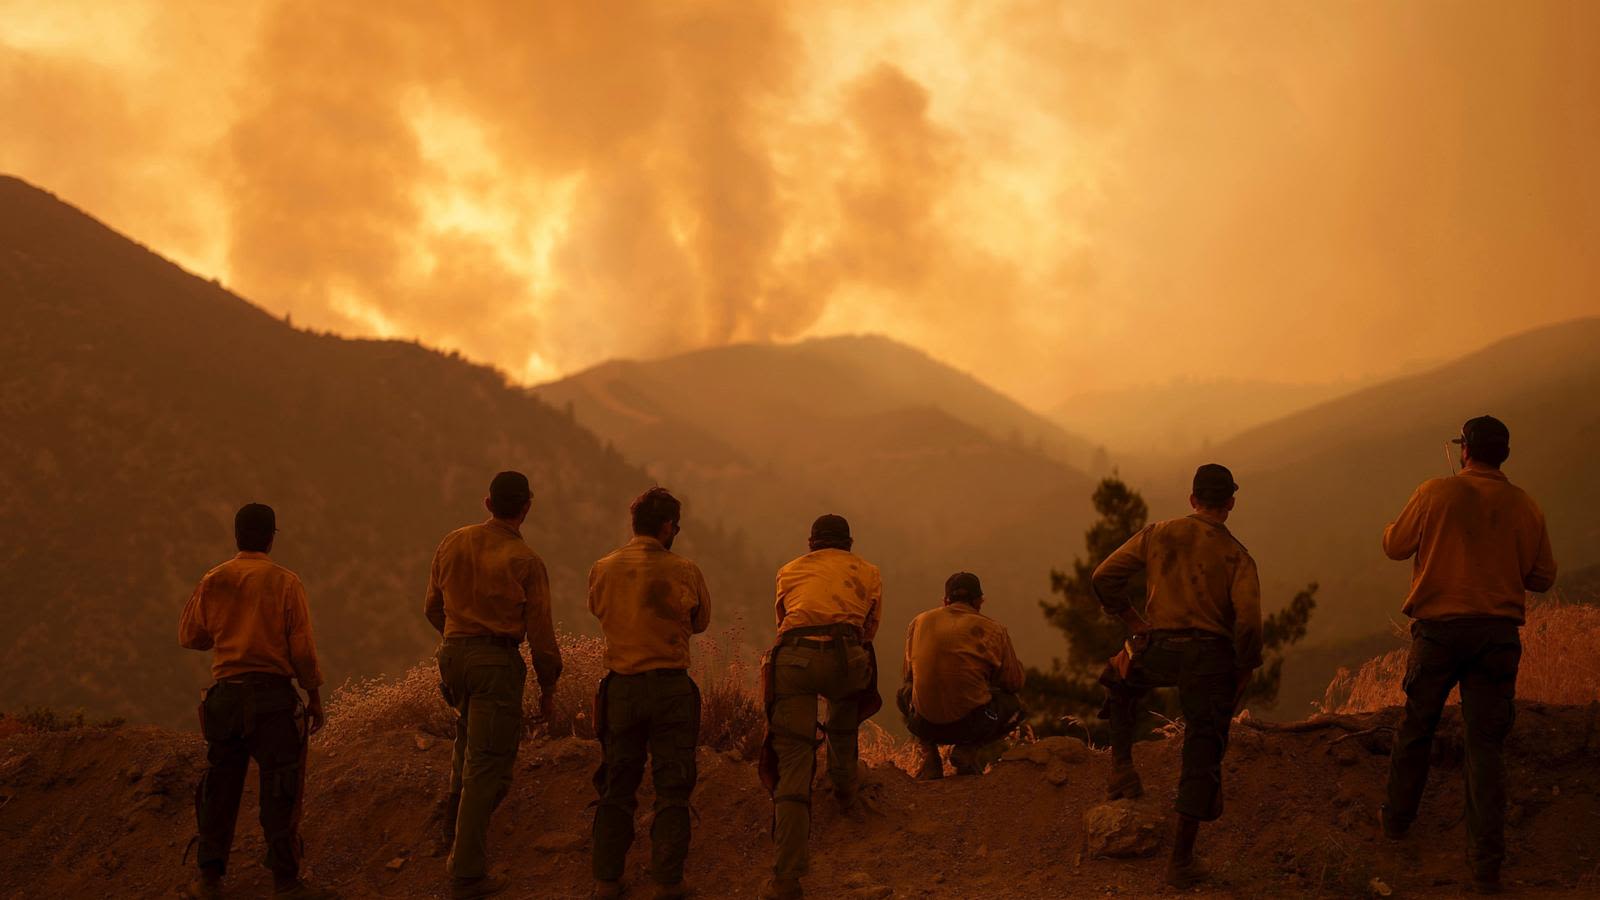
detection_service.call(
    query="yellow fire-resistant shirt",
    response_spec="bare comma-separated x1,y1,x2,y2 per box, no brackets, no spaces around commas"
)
424,518,563,689
588,536,712,675
1092,515,1264,671
902,602,1025,725
774,548,883,641
179,552,324,689
1383,465,1557,623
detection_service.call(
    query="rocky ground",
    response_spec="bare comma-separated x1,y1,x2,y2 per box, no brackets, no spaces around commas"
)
3,703,1599,898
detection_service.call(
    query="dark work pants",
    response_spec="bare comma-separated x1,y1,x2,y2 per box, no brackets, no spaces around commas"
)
194,675,307,882
1385,617,1521,874
438,638,527,881
592,670,701,886
901,689,1025,748
1104,635,1236,821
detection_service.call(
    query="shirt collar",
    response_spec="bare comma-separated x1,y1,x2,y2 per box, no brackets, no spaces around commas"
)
1460,464,1509,482
628,535,667,552
485,516,524,538
233,551,270,561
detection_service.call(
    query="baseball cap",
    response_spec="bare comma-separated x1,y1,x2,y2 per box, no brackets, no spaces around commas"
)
1192,463,1238,504
1453,415,1510,450
809,514,852,544
945,571,983,601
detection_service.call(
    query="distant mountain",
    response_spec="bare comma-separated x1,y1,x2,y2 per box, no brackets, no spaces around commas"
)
1133,319,1600,713
0,176,768,725
1052,378,1362,459
535,337,1100,663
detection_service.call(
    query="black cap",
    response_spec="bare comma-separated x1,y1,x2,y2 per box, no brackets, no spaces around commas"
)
234,503,276,549
945,571,983,602
1453,415,1510,450
809,514,851,544
1192,463,1238,504
489,470,532,505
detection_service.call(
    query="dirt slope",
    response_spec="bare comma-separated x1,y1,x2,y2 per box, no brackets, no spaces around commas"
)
4,703,1599,899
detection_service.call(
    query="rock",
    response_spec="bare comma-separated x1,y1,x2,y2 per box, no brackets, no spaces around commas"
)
841,872,874,888
1044,760,1071,786
532,831,585,852
1368,876,1393,897
1082,801,1162,859
413,735,433,752
385,857,407,872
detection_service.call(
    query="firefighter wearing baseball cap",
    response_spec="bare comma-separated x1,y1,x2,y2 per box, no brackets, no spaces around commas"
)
424,471,564,899
758,514,884,900
1379,416,1556,894
898,572,1026,779
179,503,337,900
1091,463,1263,889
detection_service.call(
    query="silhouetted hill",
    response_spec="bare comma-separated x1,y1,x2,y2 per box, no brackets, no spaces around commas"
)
0,175,767,726
536,338,1099,663
1129,319,1600,713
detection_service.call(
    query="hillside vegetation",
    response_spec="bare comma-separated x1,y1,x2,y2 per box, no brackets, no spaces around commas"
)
0,176,768,726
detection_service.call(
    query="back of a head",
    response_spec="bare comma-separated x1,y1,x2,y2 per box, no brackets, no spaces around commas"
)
631,487,681,536
944,571,982,606
1192,463,1238,509
1459,415,1511,468
808,513,853,552
488,470,533,518
235,503,276,552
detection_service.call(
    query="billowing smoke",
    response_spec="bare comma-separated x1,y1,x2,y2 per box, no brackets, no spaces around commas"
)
3,0,1598,404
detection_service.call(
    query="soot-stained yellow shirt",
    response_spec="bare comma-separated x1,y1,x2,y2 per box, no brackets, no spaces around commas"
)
588,536,712,675
774,548,883,641
1383,466,1556,623
902,602,1025,725
424,518,562,689
1092,515,1264,671
179,552,324,689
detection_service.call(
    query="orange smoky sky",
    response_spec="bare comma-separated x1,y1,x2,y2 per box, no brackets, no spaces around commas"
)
3,0,1598,406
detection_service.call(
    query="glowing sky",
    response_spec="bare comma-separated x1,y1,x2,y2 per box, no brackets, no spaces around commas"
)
4,1,1598,406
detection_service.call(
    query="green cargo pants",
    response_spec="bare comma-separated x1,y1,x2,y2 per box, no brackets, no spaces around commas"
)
438,636,526,880
770,640,872,881
592,669,701,886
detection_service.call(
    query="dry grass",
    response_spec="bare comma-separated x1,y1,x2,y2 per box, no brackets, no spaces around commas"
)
1324,601,1600,714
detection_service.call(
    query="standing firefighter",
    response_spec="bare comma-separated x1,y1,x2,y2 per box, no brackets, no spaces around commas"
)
1379,416,1556,894
179,503,337,900
1092,464,1262,889
759,514,883,900
425,471,563,900
899,572,1026,780
589,488,712,900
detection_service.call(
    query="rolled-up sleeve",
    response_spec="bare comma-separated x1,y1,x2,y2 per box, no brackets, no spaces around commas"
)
1230,556,1264,671
178,580,213,651
1092,528,1150,615
285,579,324,689
523,555,563,689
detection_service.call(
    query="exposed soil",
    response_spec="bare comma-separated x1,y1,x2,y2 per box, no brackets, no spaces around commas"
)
3,704,1599,899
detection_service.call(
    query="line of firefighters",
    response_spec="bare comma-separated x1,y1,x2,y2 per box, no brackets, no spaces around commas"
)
178,414,1555,899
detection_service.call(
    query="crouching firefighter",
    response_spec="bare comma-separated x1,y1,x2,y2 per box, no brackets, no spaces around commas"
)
899,572,1026,779
179,503,337,900
1093,464,1263,889
589,488,713,900
758,514,884,900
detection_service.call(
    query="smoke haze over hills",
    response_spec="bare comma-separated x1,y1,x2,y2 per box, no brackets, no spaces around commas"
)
4,0,1599,409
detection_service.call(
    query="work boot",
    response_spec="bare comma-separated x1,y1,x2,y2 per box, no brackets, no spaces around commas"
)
914,741,943,781
759,877,804,899
183,873,224,900
274,881,341,899
1377,804,1408,840
653,881,690,899
1106,762,1143,800
592,880,623,899
949,744,983,776
451,874,510,899
1165,855,1210,889
1470,864,1502,895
